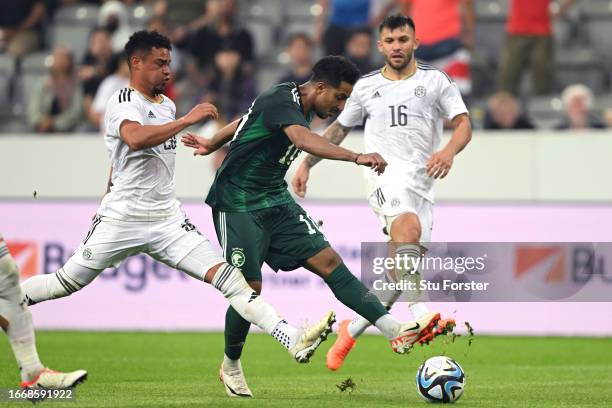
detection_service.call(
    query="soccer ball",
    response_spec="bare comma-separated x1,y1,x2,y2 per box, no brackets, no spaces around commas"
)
416,356,465,403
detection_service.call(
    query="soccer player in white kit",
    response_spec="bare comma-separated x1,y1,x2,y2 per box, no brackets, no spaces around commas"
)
1,234,87,393
19,31,335,395
292,14,472,371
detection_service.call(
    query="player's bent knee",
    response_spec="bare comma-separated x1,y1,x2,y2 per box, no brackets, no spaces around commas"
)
390,213,422,243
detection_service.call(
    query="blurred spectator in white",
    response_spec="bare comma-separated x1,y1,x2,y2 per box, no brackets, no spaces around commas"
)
344,28,376,74
498,0,575,96
98,0,135,53
27,47,83,133
184,0,254,71
0,0,45,58
80,28,115,123
397,0,473,95
555,84,606,130
278,33,314,85
88,52,129,130
315,0,372,55
484,91,535,130
196,45,256,123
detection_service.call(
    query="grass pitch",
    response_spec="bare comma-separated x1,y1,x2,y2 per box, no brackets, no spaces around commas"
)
1,332,611,407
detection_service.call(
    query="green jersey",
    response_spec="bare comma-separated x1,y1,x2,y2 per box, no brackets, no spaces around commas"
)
206,82,314,212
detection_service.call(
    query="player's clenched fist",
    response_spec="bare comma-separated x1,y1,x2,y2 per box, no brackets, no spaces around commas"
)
181,103,219,126
356,153,387,175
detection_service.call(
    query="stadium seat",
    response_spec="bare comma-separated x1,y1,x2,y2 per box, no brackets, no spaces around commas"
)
474,0,508,64
50,25,92,63
283,0,317,21
53,4,100,25
256,63,286,92
555,48,610,94
581,0,612,56
238,0,283,25
245,19,278,59
527,94,565,129
20,52,51,75
128,4,153,30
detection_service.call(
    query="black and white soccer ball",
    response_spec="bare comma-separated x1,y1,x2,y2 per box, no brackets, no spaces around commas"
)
416,356,465,403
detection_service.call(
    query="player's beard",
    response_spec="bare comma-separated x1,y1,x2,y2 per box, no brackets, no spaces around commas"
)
152,82,166,96
386,51,413,72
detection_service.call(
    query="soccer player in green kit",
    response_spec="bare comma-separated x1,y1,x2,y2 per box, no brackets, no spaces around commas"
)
182,56,445,398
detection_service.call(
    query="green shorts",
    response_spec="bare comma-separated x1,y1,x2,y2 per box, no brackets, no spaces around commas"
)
212,202,330,282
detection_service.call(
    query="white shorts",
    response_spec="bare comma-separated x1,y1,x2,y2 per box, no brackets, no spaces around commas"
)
368,185,433,245
72,210,222,271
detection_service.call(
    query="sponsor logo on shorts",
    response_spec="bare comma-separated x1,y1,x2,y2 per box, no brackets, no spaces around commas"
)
231,248,246,268
415,85,426,98
391,198,401,207
82,247,93,260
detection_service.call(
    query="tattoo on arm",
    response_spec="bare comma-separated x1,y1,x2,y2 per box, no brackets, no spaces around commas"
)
304,121,352,168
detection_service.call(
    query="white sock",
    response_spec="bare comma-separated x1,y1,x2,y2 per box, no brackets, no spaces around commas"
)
271,320,300,350
211,264,284,334
21,267,86,306
222,354,241,371
0,254,45,382
373,314,402,340
408,302,429,319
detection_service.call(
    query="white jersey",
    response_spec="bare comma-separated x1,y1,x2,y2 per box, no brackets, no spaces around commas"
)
337,62,468,203
98,88,181,220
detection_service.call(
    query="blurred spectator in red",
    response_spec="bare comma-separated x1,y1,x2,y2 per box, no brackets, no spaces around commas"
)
184,0,254,71
498,0,575,96
279,33,314,85
555,84,606,130
98,0,135,53
27,47,83,133
397,0,473,95
88,52,129,130
80,28,115,121
0,0,45,58
196,45,256,123
344,28,376,74
315,0,372,56
484,91,535,130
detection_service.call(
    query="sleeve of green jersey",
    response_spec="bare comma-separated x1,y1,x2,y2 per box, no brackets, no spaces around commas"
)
263,87,310,130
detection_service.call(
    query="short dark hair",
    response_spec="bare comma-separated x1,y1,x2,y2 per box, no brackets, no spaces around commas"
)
124,30,172,67
311,56,360,87
287,32,313,48
378,14,416,34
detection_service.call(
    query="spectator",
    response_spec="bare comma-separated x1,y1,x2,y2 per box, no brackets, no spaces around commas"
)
555,84,606,130
98,0,135,53
27,47,83,133
185,0,254,70
196,45,256,123
315,0,372,56
483,91,535,130
0,0,45,58
344,28,376,74
497,0,575,96
278,33,314,85
80,28,115,120
88,52,130,130
398,0,474,95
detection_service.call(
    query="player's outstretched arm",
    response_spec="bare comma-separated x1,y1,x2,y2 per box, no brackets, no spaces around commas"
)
285,124,386,174
121,103,218,151
291,120,353,197
427,113,472,179
181,118,240,156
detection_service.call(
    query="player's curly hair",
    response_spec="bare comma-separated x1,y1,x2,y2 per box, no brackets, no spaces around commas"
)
379,13,416,33
311,56,361,87
124,30,172,67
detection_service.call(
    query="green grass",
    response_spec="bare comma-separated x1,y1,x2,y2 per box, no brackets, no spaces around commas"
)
1,332,611,407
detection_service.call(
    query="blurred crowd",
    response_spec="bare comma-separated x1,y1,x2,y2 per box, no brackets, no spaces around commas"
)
0,0,611,135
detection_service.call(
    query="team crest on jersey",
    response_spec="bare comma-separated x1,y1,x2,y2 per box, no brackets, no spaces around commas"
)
391,198,401,207
231,248,246,267
82,247,93,260
414,86,426,98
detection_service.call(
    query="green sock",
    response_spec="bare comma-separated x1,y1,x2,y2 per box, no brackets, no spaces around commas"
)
224,306,251,360
324,263,388,324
